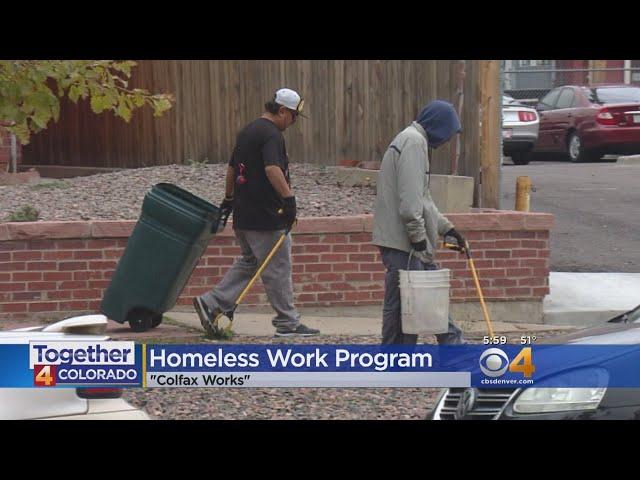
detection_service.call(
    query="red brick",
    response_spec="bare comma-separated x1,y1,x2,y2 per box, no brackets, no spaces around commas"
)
306,264,331,273
318,292,344,301
506,287,532,296
333,263,360,272
207,257,234,266
0,273,10,282
0,241,28,251
43,251,74,260
494,240,521,249
91,221,135,238
303,244,331,253
211,236,235,246
511,249,537,258
332,244,359,253
520,259,547,268
221,247,242,255
348,253,376,262
60,281,87,290
485,250,511,259
0,283,25,292
521,240,546,249
360,263,384,272
59,261,87,271
74,271,103,281
104,249,124,259
1,303,27,313
493,259,520,268
492,278,518,287
533,287,550,296
291,245,305,254
330,282,356,291
511,232,536,239
483,289,507,298
303,284,329,292
87,239,118,249
12,272,42,281
27,262,56,271
359,243,379,252
294,254,320,263
29,302,58,312
88,300,101,311
518,277,547,287
294,235,320,244
465,279,491,288
450,279,465,289
0,253,9,263
13,292,43,301
316,273,344,282
320,254,349,263
88,280,111,289
532,268,550,278
474,268,506,278
292,264,304,273
192,267,220,277
345,291,371,301
54,240,86,249
371,291,385,300
59,301,88,310
357,283,382,290
537,249,551,258
74,250,103,260
344,273,372,282
321,234,348,243
0,262,27,271
27,281,56,291
506,268,532,277
372,272,386,281
349,233,371,243
296,293,317,302
88,261,117,270
536,232,549,239
44,272,72,281
12,251,42,261
48,291,73,300
204,247,221,256
28,240,55,249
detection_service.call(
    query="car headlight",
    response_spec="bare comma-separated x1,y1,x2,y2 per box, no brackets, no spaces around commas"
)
513,368,608,414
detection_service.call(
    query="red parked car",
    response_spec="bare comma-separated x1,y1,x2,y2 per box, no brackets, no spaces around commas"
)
531,84,640,162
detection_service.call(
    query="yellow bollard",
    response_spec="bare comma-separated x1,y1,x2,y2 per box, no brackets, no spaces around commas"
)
515,176,532,212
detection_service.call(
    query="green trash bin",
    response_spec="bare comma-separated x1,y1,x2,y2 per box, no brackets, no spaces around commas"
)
100,183,221,332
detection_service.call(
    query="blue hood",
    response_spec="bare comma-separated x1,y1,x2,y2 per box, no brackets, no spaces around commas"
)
416,100,461,149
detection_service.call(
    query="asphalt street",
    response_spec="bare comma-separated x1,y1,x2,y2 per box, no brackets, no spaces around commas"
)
501,157,640,272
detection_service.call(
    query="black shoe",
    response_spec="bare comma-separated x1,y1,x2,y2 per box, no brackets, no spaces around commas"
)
193,296,220,337
274,323,320,337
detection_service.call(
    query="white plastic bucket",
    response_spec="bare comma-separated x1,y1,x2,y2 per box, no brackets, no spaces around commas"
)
399,266,450,334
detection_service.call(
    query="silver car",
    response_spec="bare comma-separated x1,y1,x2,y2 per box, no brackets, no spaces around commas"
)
503,95,540,165
0,315,149,420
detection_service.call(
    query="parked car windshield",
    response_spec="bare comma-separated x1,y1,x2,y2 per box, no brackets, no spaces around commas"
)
587,87,640,104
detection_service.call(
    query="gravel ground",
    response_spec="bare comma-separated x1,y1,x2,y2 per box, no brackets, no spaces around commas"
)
122,329,571,420
1,164,376,221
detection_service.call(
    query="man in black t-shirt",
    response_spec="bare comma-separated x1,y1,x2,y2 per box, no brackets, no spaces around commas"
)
194,88,320,338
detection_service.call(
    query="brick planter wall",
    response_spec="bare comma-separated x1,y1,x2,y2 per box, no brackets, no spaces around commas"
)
0,212,553,322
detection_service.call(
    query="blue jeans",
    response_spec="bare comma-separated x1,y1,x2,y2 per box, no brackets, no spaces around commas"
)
380,247,464,345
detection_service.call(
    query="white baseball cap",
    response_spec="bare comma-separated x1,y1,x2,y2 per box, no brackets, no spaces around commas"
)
274,88,307,118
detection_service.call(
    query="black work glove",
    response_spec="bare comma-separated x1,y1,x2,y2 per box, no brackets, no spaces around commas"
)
410,239,427,252
220,196,233,227
445,228,467,251
280,196,297,229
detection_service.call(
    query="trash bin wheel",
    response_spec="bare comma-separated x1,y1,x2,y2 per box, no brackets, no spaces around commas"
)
127,308,155,332
151,314,163,328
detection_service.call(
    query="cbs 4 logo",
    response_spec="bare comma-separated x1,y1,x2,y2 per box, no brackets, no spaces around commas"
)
34,365,57,387
479,347,535,378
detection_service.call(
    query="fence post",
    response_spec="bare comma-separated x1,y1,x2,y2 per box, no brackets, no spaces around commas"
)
479,60,501,209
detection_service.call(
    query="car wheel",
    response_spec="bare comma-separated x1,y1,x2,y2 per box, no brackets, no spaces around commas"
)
567,132,596,163
510,152,531,165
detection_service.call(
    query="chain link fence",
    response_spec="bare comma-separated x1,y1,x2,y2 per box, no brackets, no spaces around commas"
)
503,60,640,105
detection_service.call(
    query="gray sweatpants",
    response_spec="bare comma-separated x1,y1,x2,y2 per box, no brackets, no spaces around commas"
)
201,229,300,329
380,247,464,345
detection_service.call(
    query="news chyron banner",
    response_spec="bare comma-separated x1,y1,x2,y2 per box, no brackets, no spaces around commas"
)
2,342,640,388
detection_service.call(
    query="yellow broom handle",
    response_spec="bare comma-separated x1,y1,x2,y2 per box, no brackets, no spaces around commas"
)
468,255,495,338
234,233,287,307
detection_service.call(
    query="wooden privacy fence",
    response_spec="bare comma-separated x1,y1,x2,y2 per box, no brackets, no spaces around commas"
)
23,60,483,178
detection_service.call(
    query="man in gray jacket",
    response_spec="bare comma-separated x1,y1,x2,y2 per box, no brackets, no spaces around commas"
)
372,100,466,345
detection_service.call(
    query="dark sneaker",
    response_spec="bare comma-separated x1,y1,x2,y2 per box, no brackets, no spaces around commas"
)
274,323,320,337
193,296,220,337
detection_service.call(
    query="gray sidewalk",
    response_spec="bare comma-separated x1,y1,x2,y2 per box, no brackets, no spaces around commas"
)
167,272,640,336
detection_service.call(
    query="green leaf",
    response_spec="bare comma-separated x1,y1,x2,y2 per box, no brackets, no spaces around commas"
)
68,84,80,103
116,102,132,122
90,95,106,113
